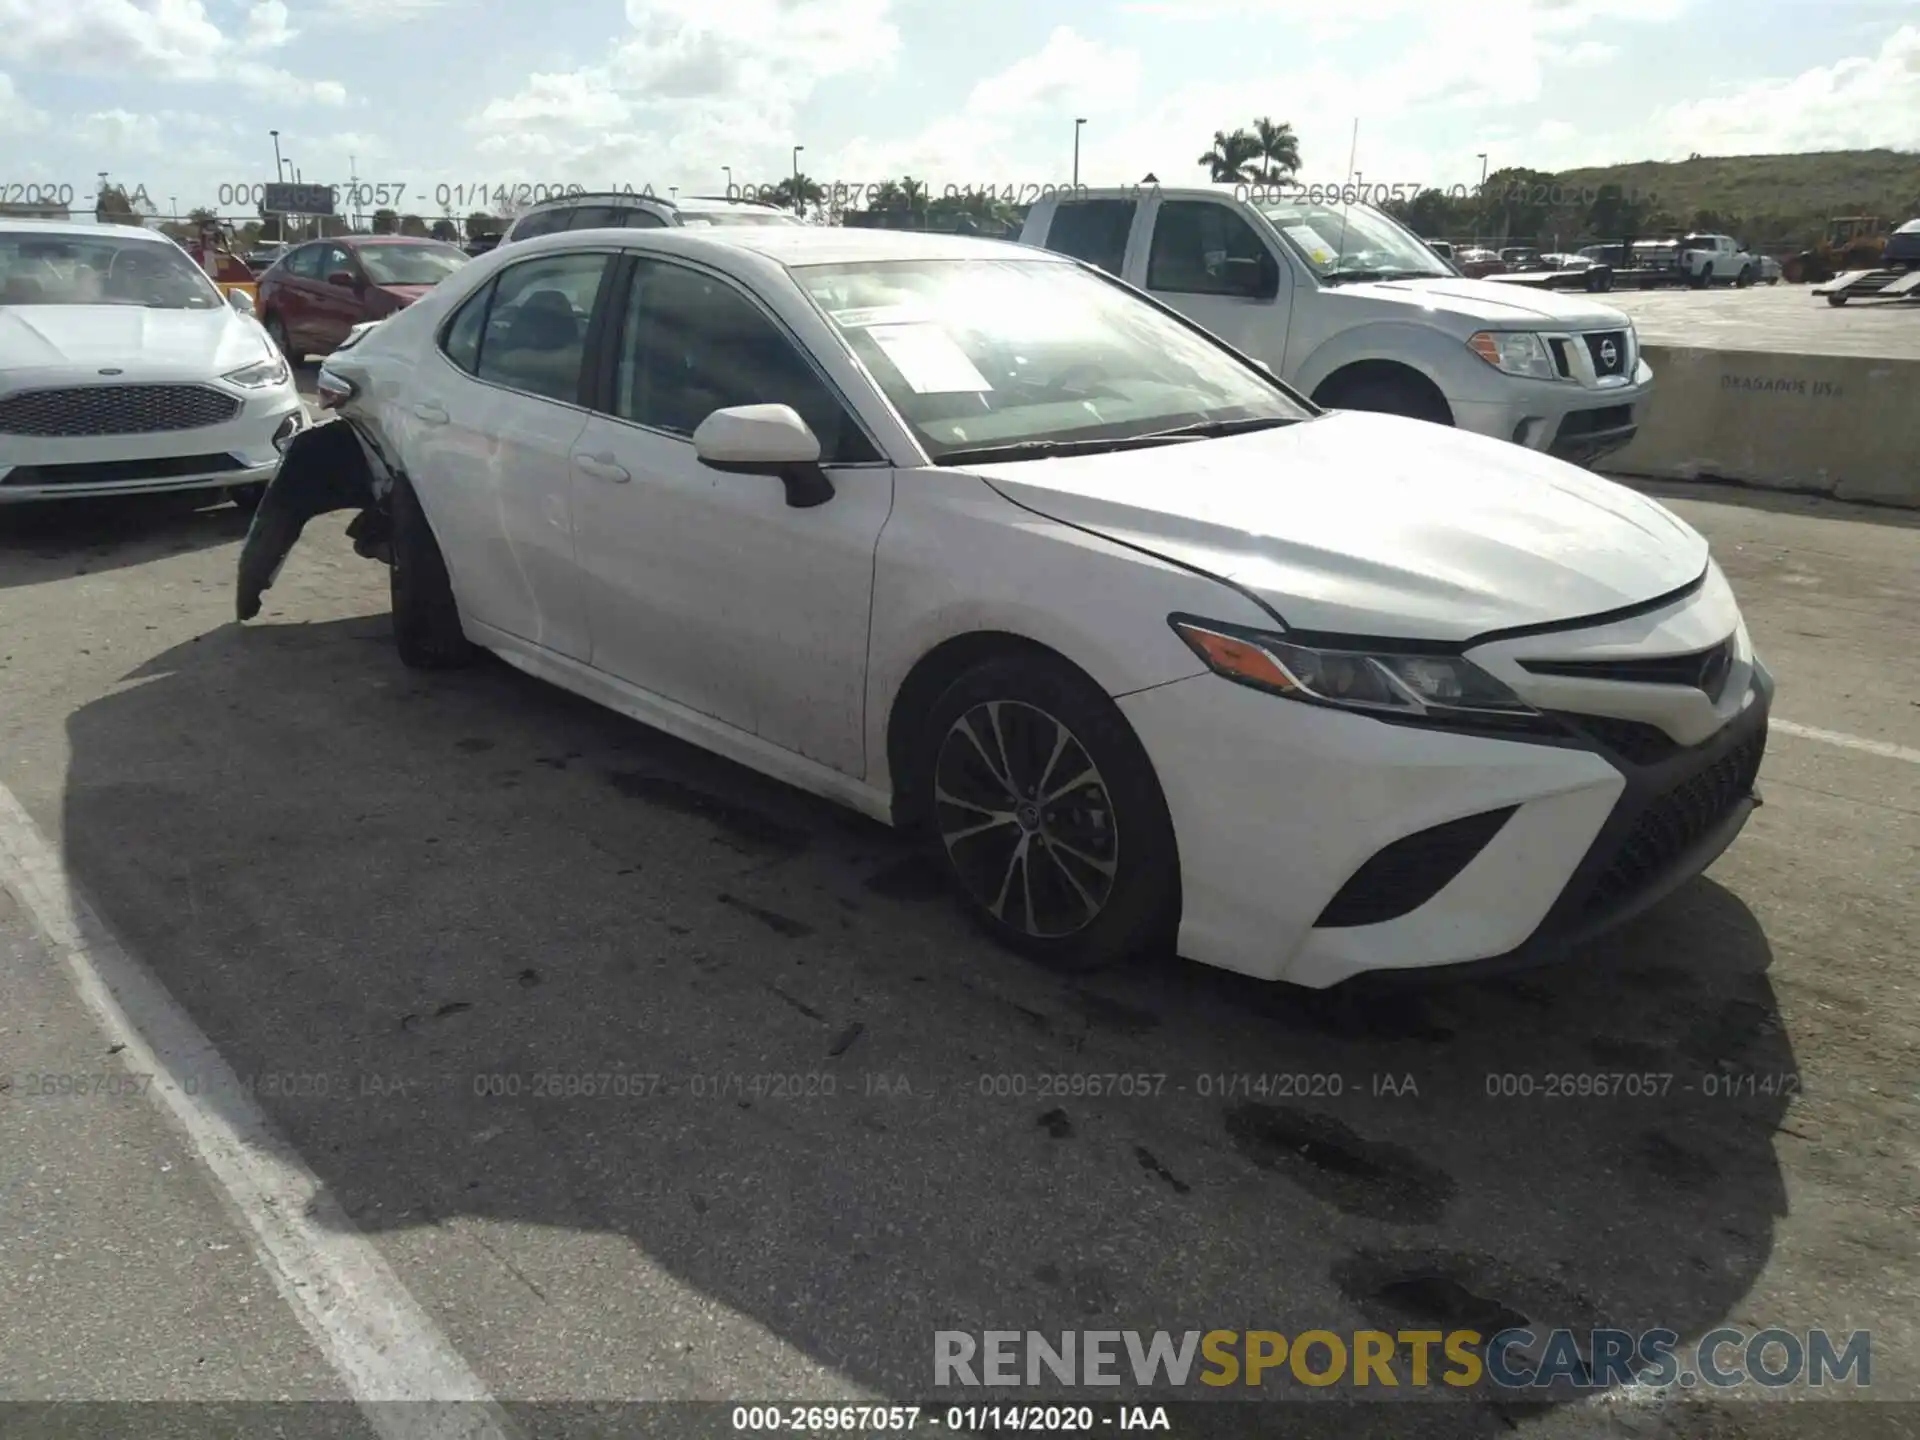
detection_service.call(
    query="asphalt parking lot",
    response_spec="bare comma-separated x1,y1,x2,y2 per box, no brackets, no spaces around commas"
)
0,478,1916,1439
1587,283,1920,357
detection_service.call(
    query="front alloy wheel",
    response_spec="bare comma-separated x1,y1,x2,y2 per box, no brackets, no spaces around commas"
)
915,654,1178,971
934,700,1118,939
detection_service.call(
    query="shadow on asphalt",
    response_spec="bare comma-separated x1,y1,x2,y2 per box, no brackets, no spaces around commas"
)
1615,475,1920,531
0,492,253,590
59,614,1795,1433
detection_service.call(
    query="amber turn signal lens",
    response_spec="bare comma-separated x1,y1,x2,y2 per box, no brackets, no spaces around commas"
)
1172,622,1298,692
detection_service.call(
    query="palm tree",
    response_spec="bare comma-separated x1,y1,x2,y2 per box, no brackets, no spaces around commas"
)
1197,129,1260,183
1248,117,1300,182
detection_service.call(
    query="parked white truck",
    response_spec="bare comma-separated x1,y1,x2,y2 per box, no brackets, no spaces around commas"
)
1676,233,1757,288
1019,186,1654,466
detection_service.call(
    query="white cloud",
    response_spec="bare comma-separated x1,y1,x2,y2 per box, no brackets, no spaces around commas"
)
467,0,902,184
0,70,47,134
315,0,457,28
241,0,295,49
76,107,167,153
0,0,343,102
964,26,1141,119
1649,23,1920,154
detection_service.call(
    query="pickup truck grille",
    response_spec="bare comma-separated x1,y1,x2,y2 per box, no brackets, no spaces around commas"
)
0,384,241,437
1584,331,1630,378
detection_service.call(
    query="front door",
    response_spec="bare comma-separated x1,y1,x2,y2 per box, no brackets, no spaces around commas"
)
1134,196,1291,366
310,243,364,353
570,255,893,776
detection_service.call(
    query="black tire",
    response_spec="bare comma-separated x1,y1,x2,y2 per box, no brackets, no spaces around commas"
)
1827,293,1848,307
228,482,267,514
389,476,479,669
1691,264,1712,289
912,653,1178,972
1736,266,1754,289
1316,371,1452,426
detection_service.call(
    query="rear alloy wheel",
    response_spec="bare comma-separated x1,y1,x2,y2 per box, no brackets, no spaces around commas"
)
918,655,1177,971
389,475,479,670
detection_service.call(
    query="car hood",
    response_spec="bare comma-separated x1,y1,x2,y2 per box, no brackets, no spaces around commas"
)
0,304,271,377
1328,275,1631,331
966,411,1708,642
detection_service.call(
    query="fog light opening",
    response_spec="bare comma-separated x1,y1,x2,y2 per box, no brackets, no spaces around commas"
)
1512,417,1545,445
272,411,305,454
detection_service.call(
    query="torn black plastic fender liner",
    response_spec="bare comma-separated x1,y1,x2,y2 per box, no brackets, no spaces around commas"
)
235,420,379,621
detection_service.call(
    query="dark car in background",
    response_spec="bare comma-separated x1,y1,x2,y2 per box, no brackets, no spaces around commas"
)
256,236,469,361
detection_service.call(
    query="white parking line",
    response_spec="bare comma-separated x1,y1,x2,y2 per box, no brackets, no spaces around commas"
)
0,782,518,1440
1774,719,1920,767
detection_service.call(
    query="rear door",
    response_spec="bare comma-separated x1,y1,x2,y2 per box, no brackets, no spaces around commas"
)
272,243,324,353
1030,197,1142,278
400,247,616,660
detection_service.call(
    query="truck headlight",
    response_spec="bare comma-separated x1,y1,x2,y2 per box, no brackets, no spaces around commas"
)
1468,330,1558,380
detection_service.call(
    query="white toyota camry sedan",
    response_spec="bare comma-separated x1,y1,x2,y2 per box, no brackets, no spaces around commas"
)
238,226,1770,988
1,219,306,507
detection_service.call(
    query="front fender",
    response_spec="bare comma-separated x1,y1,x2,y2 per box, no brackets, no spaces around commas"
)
1289,321,1475,404
235,419,384,621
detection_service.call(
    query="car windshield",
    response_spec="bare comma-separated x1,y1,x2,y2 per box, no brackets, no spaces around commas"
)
1252,199,1453,282
0,231,223,308
355,243,469,286
796,257,1308,462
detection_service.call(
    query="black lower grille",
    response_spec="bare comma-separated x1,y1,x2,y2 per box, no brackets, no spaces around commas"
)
1317,806,1519,928
1581,721,1766,917
4,454,244,486
0,384,241,436
1552,713,1681,765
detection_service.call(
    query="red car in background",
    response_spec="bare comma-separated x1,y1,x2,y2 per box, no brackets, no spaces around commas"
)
256,235,469,361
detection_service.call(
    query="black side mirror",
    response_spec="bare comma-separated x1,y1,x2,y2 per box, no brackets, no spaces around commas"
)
327,270,358,289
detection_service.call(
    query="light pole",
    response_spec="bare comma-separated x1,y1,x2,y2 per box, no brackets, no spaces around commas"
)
271,130,284,182
670,186,678,201
1476,153,1488,189
791,146,804,215
723,165,733,196
1073,118,1086,186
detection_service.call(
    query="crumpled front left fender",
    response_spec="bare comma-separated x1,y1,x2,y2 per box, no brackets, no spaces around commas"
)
235,419,384,621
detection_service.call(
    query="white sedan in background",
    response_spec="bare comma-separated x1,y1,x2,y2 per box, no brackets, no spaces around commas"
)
238,226,1770,988
1,219,306,508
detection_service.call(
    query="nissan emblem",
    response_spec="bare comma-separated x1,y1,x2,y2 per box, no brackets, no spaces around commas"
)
1599,339,1619,370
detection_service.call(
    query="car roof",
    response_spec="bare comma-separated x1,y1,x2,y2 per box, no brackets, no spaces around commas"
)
336,235,463,247
0,218,177,244
557,224,1056,267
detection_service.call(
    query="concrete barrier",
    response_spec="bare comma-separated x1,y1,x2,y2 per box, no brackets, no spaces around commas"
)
1599,344,1920,508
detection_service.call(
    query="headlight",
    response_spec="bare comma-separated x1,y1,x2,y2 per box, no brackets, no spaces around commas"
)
225,354,290,388
1467,330,1558,380
1171,618,1541,724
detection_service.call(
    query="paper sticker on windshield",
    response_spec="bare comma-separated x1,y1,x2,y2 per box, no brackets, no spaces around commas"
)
830,304,936,329
868,323,992,394
1283,225,1336,266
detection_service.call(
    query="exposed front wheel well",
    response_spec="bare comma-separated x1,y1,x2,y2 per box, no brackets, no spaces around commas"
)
885,632,1105,831
1312,361,1454,426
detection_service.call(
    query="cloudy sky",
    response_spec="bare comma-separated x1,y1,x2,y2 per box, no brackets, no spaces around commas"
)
0,0,1915,218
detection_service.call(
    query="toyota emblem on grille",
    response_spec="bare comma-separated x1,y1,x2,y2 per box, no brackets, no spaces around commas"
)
1599,339,1619,369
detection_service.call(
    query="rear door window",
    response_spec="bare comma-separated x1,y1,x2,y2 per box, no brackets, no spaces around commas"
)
1038,200,1136,275
471,252,610,404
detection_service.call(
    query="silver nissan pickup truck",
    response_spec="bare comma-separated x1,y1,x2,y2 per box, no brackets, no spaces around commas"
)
1020,185,1654,466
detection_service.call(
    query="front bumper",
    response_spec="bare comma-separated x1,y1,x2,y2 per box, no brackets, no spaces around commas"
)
1452,358,1654,468
1118,627,1768,989
0,385,305,503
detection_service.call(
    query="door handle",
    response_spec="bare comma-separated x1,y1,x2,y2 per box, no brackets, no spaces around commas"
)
412,402,448,425
575,452,630,483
